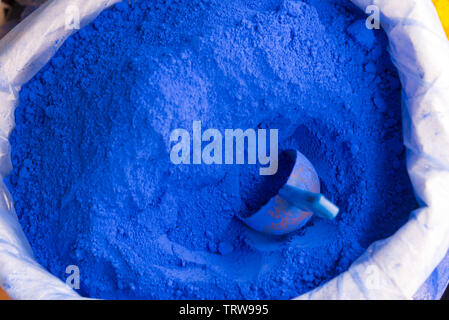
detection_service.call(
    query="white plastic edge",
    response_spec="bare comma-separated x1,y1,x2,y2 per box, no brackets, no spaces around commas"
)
0,0,448,300
298,0,449,300
0,0,120,300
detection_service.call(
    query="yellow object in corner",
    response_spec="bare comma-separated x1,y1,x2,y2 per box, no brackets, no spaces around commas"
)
0,287,10,300
433,0,449,38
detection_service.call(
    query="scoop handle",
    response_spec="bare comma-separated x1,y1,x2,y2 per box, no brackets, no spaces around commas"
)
278,185,339,220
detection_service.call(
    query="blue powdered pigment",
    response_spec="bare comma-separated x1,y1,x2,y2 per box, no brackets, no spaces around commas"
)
7,0,418,299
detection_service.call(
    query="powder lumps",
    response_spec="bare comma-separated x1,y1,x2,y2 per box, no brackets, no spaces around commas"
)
7,0,417,299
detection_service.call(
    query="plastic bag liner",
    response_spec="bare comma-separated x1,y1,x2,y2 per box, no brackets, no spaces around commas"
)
0,0,448,300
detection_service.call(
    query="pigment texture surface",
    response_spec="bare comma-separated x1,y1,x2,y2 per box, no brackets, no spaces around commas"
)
7,0,417,299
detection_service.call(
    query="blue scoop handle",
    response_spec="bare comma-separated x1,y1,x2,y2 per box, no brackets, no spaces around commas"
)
278,185,339,220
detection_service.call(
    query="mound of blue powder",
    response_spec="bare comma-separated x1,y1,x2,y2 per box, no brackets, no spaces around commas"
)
7,0,417,299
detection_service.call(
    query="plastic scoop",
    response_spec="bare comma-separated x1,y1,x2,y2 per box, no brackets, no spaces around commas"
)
278,185,339,220
240,150,339,235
